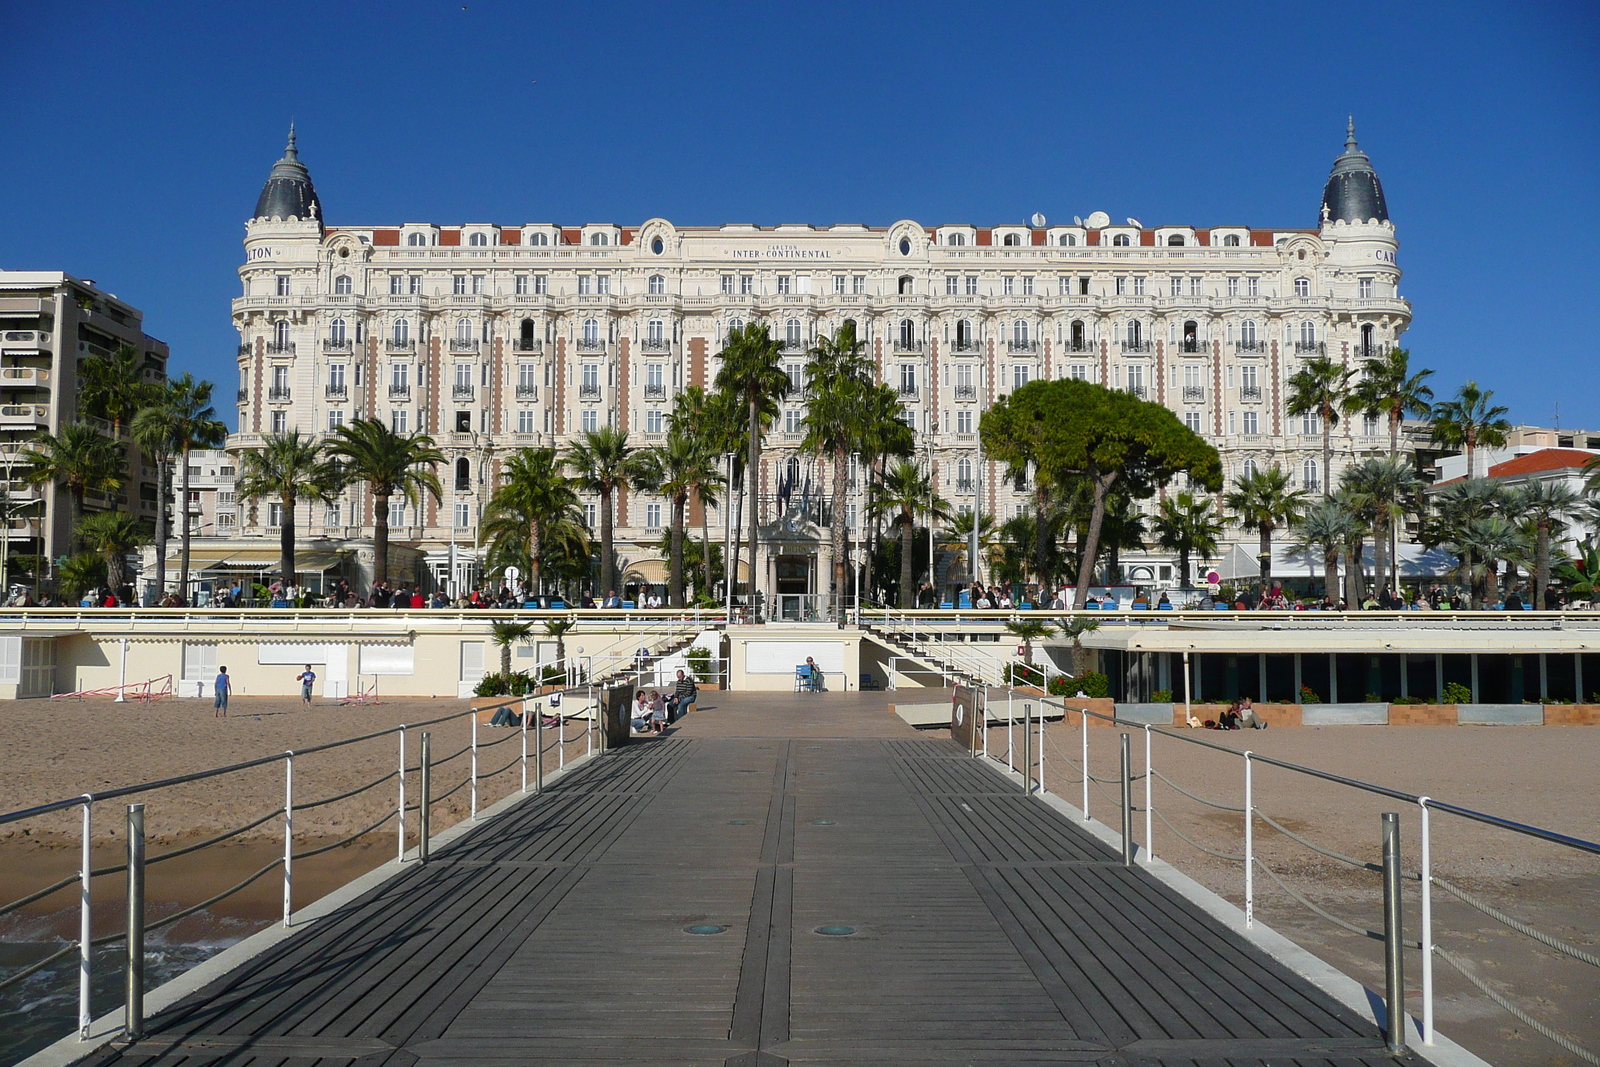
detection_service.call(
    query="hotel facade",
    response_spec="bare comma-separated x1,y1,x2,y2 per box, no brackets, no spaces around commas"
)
226,124,1409,598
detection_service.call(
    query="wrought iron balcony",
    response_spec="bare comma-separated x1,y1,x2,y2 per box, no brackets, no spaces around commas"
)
579,383,602,400
1121,340,1153,353
389,384,411,399
268,386,292,402
265,342,296,355
1176,339,1206,354
893,339,923,353
237,388,247,403
237,343,252,357
515,383,539,399
455,480,472,492
1236,340,1267,354
449,339,479,353
323,338,352,351
452,384,475,400
575,339,606,353
512,339,541,352
1008,340,1039,353
952,339,982,353
956,480,975,493
781,338,807,353
1240,384,1263,401
1295,341,1326,355
1127,384,1147,398
897,384,919,398
1063,340,1092,353
952,384,977,400
1181,385,1205,401
325,384,348,399
640,338,672,352
643,383,667,400
387,338,415,351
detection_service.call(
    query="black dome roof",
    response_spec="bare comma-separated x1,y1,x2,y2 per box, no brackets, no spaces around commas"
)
253,125,323,224
1319,119,1388,226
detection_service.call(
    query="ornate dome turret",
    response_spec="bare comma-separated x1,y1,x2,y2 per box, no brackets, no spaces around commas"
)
252,124,323,225
1319,118,1388,226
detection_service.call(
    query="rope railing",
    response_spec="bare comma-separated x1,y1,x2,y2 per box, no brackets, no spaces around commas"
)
1254,808,1383,874
292,770,398,811
1433,947,1600,1066
293,811,398,862
1431,875,1600,969
1151,769,1246,812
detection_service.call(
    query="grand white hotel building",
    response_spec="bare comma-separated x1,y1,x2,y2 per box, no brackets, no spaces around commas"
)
227,123,1409,598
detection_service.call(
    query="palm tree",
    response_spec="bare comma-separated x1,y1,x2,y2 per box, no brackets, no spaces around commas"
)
1555,541,1600,602
490,619,535,676
163,375,228,603
1332,487,1372,605
1061,617,1099,677
801,321,874,614
1004,619,1055,666
1339,456,1424,592
1346,347,1434,457
1223,465,1306,589
1427,479,1512,609
326,418,445,589
1288,500,1356,604
942,510,999,591
713,321,789,602
1286,357,1351,497
21,422,123,525
633,428,705,607
564,426,638,599
870,460,950,609
481,448,587,596
1152,491,1223,589
78,344,153,438
543,617,576,675
1431,381,1511,481
1445,515,1527,609
55,553,106,604
668,385,728,594
234,431,340,586
75,512,150,595
130,401,183,601
1515,480,1579,609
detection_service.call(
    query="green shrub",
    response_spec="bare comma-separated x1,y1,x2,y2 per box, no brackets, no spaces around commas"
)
1008,663,1045,687
685,647,712,680
1442,682,1473,705
1047,675,1078,697
1150,689,1174,703
1217,585,1237,603
474,673,509,697
1299,685,1321,704
1390,696,1426,705
1080,671,1110,699
1365,692,1382,703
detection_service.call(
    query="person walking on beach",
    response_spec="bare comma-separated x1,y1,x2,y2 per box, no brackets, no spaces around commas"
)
214,666,231,717
297,665,316,705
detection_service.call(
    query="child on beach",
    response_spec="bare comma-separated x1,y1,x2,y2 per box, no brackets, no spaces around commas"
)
214,667,231,716
297,665,316,705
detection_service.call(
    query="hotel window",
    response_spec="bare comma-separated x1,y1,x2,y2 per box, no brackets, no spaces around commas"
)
271,364,289,389
739,275,754,295
532,275,547,294
1294,277,1310,297
590,232,610,246
1059,233,1077,246
776,275,791,295
217,513,235,529
596,275,610,295
577,275,593,296
581,408,599,433
389,500,406,525
1364,415,1380,436
954,361,974,391
833,275,847,294
1002,276,1014,296
1301,321,1317,345
1184,363,1204,390
1127,364,1144,394
845,503,857,529
453,275,468,295
785,408,802,433
454,362,473,389
468,232,487,247
276,275,290,296
956,409,973,433
1002,233,1021,246
581,363,600,390
1114,276,1126,296
390,274,404,295
1227,276,1239,297
1189,277,1202,297
947,232,967,246
1184,411,1202,433
407,232,427,246
946,275,959,295
1070,364,1088,381
1303,458,1320,490
643,361,664,391
1300,412,1322,435
1241,319,1258,345
518,362,538,390
646,503,662,528
528,231,549,246
1112,234,1131,246
1243,411,1259,435
957,457,973,488
1227,412,1236,434
853,276,867,294
472,275,486,295
1240,363,1258,390
515,275,529,295
649,274,666,295
391,362,409,388
1170,276,1183,297
1359,277,1374,298
325,502,341,526
1012,320,1030,347
455,502,473,527
271,411,287,433
1223,234,1241,247
1245,276,1259,297
582,319,601,346
455,318,472,344
584,503,597,528
391,409,409,434
646,408,664,434
273,320,291,348
784,362,802,392
327,409,345,431
1021,275,1034,296
786,319,803,348
899,363,917,394
517,409,537,433
964,276,978,295
1132,276,1146,297
1242,458,1258,480
269,503,284,527
329,318,346,344
333,275,351,295
1013,364,1031,390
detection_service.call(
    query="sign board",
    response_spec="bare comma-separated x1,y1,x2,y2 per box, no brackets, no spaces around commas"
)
503,566,521,582
951,684,980,752
599,683,633,750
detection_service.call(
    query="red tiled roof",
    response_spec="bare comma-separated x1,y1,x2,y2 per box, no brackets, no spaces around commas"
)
1486,448,1598,479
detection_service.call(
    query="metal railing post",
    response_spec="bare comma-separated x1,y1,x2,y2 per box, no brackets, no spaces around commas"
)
981,688,988,759
1419,797,1434,1045
419,732,432,864
1382,811,1406,1054
1119,733,1133,866
397,727,407,862
520,702,529,792
1143,725,1153,864
469,712,479,821
587,685,594,757
534,702,544,793
78,796,91,1037
282,752,294,926
1081,705,1090,821
1036,703,1044,793
124,803,145,1041
1022,692,1031,792
1007,689,1014,772
1244,751,1254,928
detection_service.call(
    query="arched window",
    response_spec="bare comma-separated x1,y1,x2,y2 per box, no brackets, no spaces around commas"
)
1302,458,1320,490
1301,320,1317,345
1361,323,1375,356
456,318,472,342
329,318,346,344
1182,320,1198,352
1012,320,1030,346
1112,234,1131,247
407,232,427,246
1126,321,1143,347
273,320,290,347
728,317,744,338
648,319,665,344
1002,233,1021,246
582,318,601,345
1222,234,1241,247
528,231,549,247
1167,234,1185,246
1070,320,1085,350
947,232,966,246
1241,319,1257,345
1059,233,1077,246
898,275,913,295
957,457,973,486
1294,277,1310,297
333,275,352,295
842,318,855,336
590,232,610,246
456,457,470,486
648,274,665,295
785,456,800,486
786,318,802,348
1242,458,1258,480
468,233,487,247
955,319,973,349
519,318,535,345
899,318,915,349
393,318,410,344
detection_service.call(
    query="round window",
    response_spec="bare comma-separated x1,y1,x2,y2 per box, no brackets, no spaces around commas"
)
899,238,911,256
338,247,349,258
652,237,664,255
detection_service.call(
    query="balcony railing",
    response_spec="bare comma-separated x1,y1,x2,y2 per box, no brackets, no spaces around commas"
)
1176,340,1206,354
325,384,348,399
236,388,247,403
897,384,919,398
578,383,602,400
952,384,976,400
265,342,296,355
268,386,292,402
1236,340,1267,354
387,338,415,352
1127,384,1147,398
781,338,807,353
640,338,672,352
323,338,352,351
513,339,541,352
893,339,923,353
1007,340,1038,353
575,339,606,353
952,339,982,353
452,384,475,400
515,383,539,399
1295,341,1326,355
237,343,252,357
0,330,50,348
450,339,479,353
642,383,666,399
1240,384,1262,401
1121,340,1152,353
454,480,472,493
1063,340,1092,353
955,480,975,493
389,384,411,399
0,367,51,387
1181,385,1205,401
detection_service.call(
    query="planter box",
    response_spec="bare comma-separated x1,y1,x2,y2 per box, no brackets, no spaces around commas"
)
1385,703,1457,726
1169,703,1299,728
1054,697,1117,725
1301,703,1388,726
1543,704,1600,725
1457,703,1542,726
1114,702,1175,726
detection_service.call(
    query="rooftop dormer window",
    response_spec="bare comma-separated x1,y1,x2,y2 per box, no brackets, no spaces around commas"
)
1002,233,1022,246
528,231,549,246
1223,234,1241,247
468,233,488,246
1112,234,1131,247
407,232,427,246
590,232,610,246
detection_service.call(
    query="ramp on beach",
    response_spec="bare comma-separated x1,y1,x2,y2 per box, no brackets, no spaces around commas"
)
72,695,1420,1067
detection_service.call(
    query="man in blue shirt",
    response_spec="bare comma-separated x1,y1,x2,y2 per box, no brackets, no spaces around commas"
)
296,665,316,705
214,667,231,717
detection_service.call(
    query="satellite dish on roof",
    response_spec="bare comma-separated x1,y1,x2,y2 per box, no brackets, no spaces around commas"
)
1030,212,1047,228
1127,217,1143,228
1073,216,1082,226
1085,211,1110,228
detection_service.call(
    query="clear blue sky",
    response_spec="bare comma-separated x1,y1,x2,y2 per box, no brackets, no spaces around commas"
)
3,1,1597,430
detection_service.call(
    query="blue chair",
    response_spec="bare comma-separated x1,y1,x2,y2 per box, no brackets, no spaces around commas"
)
622,600,637,609
549,600,566,609
1158,602,1175,610
1213,603,1231,610
940,601,954,610
1131,603,1149,611
795,664,820,692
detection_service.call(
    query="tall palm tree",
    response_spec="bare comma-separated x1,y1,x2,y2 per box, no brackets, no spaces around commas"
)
668,385,728,594
1426,478,1510,608
1346,347,1434,457
1444,516,1527,609
942,510,1000,591
1223,465,1306,589
1288,499,1357,604
130,401,182,601
1431,381,1511,481
1339,456,1424,592
21,422,123,526
564,426,638,599
1332,487,1372,606
713,321,788,602
78,344,153,438
480,447,587,596
801,321,874,613
490,620,535,676
75,512,150,595
870,460,949,608
854,384,917,597
1062,616,1100,677
234,431,340,586
326,418,445,589
1285,357,1351,497
1515,480,1579,609
1152,491,1223,589
164,375,228,603
1004,619,1055,668
633,427,705,607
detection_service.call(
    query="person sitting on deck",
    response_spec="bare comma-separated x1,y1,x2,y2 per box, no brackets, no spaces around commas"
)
1216,703,1242,730
799,656,823,692
1236,697,1268,730
631,691,652,733
673,669,698,718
